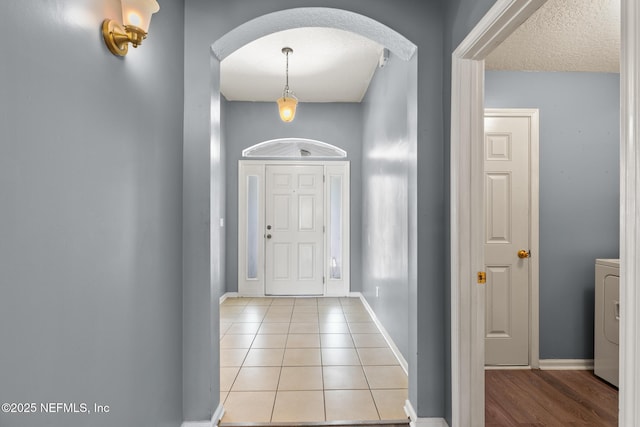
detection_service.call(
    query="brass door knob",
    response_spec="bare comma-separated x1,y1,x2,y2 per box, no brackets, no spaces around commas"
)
266,234,272,239
517,250,530,259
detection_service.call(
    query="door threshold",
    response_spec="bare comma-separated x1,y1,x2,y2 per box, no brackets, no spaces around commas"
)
220,420,410,427
264,294,324,297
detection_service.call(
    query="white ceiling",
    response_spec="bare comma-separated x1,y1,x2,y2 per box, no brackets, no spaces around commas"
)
220,27,385,103
485,0,620,72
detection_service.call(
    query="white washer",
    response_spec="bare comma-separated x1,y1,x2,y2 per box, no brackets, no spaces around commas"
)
594,258,620,387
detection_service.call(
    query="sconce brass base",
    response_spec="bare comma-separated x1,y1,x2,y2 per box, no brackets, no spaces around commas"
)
102,19,129,56
124,25,147,48
102,20,150,57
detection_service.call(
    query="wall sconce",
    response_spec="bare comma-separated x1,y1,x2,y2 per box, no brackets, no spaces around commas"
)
102,0,160,56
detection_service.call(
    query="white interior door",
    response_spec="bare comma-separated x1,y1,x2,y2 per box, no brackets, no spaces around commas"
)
265,165,325,295
484,111,532,366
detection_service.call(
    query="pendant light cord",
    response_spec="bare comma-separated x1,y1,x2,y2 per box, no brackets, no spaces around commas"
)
284,49,290,98
281,47,294,100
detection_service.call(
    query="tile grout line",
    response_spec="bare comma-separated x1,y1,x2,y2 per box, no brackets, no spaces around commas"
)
318,299,328,423
355,307,382,422
266,298,281,424
350,297,380,421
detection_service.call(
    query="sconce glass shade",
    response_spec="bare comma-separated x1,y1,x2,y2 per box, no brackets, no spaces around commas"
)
102,0,159,56
121,0,159,33
277,96,298,122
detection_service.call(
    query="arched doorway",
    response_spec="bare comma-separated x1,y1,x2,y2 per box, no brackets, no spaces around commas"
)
204,7,419,425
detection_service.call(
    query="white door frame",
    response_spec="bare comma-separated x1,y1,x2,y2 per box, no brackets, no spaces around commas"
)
238,160,350,297
484,108,539,369
451,1,640,426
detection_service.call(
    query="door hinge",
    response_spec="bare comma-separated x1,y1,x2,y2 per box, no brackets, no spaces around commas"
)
323,276,325,284
477,271,486,284
323,175,326,183
323,225,326,233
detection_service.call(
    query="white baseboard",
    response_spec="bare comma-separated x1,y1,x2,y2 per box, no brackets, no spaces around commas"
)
181,403,224,427
219,292,238,304
353,292,409,375
485,365,532,370
404,399,449,427
538,359,594,370
212,402,225,426
227,293,351,299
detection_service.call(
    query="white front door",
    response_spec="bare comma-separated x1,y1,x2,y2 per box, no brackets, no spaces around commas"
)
484,111,533,366
265,165,325,295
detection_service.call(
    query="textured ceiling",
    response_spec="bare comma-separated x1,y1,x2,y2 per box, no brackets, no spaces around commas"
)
220,27,384,103
485,0,620,72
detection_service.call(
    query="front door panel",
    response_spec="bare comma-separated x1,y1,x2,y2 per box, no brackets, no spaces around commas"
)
265,165,324,295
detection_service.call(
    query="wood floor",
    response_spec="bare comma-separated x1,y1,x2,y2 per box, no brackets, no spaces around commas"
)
486,370,618,426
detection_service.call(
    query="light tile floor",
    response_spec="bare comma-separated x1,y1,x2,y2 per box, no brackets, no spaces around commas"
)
219,296,408,424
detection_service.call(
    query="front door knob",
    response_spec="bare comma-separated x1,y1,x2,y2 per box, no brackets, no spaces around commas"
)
517,249,531,259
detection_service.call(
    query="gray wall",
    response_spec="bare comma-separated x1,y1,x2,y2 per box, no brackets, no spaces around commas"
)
361,52,414,361
485,71,620,358
223,101,363,294
0,1,184,427
184,0,446,419
183,3,223,420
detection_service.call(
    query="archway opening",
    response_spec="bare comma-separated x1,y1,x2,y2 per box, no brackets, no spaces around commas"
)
210,7,419,425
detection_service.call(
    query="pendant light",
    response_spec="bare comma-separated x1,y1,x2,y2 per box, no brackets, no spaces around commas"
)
277,47,298,122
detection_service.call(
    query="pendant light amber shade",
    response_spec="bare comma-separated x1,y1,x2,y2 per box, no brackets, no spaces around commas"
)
277,96,298,122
